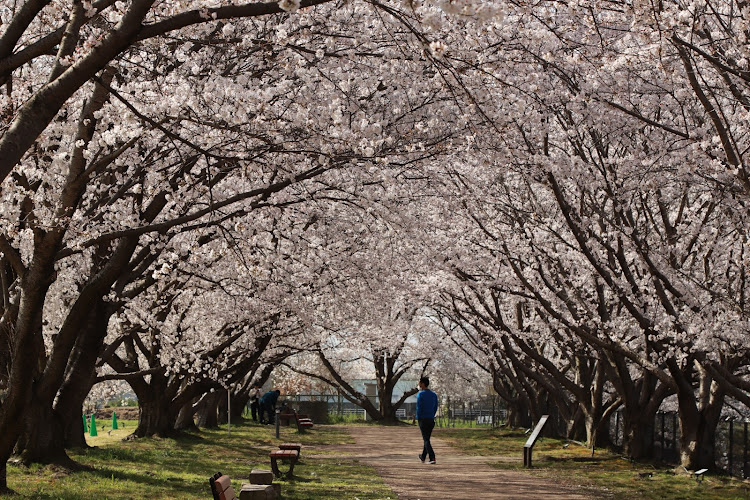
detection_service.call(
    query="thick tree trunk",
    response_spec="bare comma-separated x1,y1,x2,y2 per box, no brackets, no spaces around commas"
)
133,396,175,438
621,406,657,459
55,299,112,448
174,399,199,432
217,391,229,426
506,400,533,428
677,378,724,469
566,405,586,441
56,376,95,450
232,393,250,420
196,392,221,429
131,373,176,438
14,390,73,467
377,397,400,424
0,246,57,491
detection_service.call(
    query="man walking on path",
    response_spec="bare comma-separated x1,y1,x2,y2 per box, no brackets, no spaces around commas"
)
416,376,438,464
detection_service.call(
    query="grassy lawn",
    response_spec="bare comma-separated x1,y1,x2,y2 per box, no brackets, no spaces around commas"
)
6,420,396,499
436,427,750,500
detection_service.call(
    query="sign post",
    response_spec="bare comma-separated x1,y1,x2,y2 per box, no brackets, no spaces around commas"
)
523,415,549,468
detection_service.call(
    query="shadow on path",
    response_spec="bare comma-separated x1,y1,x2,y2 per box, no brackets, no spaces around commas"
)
332,425,594,500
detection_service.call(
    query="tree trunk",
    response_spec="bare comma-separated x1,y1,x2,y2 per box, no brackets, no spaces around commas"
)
506,400,533,428
174,399,199,432
622,406,657,459
377,397,399,424
217,391,229,425
133,396,174,438
14,390,73,467
131,372,176,438
232,393,250,420
676,372,724,469
0,244,57,491
196,392,221,429
55,298,112,448
56,375,95,450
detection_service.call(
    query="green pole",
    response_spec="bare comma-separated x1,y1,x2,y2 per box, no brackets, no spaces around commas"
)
90,414,98,436
83,414,88,433
112,411,118,430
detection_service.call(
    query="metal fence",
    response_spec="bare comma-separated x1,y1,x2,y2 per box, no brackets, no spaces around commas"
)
608,411,750,477
608,411,679,464
279,393,505,426
716,419,750,478
435,398,507,428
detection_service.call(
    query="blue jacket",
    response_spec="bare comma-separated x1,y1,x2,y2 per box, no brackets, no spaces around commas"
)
260,390,280,407
416,389,438,419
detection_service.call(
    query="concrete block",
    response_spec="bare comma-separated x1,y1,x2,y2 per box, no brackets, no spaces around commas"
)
270,483,281,497
249,468,274,485
239,483,275,500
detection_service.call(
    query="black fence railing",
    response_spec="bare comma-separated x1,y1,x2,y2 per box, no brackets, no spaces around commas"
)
608,411,750,477
608,411,680,464
716,419,750,478
276,394,506,426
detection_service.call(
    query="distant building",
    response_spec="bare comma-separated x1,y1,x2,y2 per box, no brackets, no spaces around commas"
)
351,378,419,404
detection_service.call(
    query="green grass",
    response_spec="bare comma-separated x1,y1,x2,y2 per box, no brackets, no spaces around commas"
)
6,420,396,499
10,421,750,499
326,413,368,425
435,427,750,500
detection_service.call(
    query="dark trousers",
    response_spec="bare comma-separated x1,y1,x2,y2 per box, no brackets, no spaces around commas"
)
418,418,436,461
250,400,259,422
260,403,274,424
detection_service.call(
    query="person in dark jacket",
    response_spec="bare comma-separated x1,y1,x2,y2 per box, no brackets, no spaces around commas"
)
259,389,281,424
416,376,438,464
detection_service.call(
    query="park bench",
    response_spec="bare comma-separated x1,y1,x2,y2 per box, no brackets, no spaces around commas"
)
209,471,275,500
278,412,294,426
292,410,313,432
278,442,302,456
693,468,708,483
269,449,299,478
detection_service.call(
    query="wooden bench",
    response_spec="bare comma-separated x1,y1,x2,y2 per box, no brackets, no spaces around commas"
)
293,410,313,432
209,472,275,500
269,449,299,478
279,442,302,456
210,472,235,500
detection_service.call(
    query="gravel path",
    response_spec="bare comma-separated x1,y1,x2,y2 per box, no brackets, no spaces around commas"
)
331,425,593,500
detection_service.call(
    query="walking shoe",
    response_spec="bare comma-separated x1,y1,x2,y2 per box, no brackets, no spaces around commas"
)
427,460,436,464
418,455,425,463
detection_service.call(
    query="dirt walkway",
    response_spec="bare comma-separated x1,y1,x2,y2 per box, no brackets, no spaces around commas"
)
332,425,592,500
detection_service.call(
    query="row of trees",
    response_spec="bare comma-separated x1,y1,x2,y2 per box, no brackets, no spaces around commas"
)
422,0,750,470
0,0,474,491
1,0,749,490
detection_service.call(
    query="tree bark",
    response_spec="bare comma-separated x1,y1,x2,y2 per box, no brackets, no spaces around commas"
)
131,372,176,438
174,398,199,432
14,390,71,467
674,362,725,470
196,392,221,429
55,298,113,448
